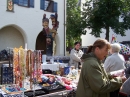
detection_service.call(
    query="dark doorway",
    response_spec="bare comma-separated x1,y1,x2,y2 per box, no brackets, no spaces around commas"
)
35,31,46,54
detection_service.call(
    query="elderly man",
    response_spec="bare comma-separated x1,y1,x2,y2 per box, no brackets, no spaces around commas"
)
104,43,126,73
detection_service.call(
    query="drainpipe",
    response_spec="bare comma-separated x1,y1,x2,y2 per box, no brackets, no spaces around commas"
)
64,0,66,56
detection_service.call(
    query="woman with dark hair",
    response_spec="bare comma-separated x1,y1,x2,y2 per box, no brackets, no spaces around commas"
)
69,42,83,69
76,39,126,97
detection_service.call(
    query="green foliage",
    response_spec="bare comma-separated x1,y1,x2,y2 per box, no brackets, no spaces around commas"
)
66,0,87,48
82,0,130,41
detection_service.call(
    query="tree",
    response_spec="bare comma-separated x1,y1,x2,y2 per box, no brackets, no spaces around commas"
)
82,0,130,41
66,0,86,48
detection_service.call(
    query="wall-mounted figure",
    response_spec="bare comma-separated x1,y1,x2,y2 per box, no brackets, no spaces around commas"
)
7,0,14,12
42,14,53,56
50,13,59,55
50,13,59,30
36,13,59,56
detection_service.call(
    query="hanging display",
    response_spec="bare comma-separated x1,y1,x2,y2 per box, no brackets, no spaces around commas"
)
13,47,43,90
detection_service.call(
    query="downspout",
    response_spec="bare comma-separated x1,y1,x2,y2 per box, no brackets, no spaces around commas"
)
64,0,66,56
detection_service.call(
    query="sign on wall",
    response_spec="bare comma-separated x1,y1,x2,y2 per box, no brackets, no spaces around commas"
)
7,0,14,12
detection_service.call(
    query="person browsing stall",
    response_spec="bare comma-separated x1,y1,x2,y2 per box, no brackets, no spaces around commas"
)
104,43,125,73
120,77,130,95
69,42,83,69
76,39,126,97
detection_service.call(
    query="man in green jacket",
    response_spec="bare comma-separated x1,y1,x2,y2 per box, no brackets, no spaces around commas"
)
76,39,126,97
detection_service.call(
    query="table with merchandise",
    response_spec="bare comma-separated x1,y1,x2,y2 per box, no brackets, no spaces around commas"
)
0,47,78,97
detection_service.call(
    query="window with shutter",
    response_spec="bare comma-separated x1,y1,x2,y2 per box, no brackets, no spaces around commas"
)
44,0,49,10
40,0,58,13
13,0,18,4
30,0,34,8
53,2,57,13
40,0,45,10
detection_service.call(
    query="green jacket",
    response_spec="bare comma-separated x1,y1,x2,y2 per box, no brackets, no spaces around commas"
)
76,53,122,97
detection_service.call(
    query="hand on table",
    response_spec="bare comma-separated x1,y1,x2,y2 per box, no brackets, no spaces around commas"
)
120,76,127,83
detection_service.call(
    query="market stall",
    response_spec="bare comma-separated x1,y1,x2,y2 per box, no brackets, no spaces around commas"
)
0,47,78,97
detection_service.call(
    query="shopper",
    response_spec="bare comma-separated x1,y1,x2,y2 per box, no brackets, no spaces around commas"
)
69,42,83,69
76,39,126,97
120,77,130,95
104,43,125,73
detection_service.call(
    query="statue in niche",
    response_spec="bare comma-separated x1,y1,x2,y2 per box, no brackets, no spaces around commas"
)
41,14,58,56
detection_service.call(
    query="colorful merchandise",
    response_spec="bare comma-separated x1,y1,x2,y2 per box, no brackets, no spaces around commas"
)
13,47,19,86
120,43,130,55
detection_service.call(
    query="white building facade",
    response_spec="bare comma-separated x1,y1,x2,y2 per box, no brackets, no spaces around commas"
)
0,0,66,55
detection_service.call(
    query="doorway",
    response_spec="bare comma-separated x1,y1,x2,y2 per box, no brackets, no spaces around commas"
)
35,31,46,54
0,26,25,51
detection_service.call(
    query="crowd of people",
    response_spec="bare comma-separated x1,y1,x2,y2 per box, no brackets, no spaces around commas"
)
69,39,130,97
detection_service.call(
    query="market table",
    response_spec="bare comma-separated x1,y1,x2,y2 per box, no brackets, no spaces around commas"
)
0,89,76,97
0,89,23,97
36,89,76,97
41,63,68,71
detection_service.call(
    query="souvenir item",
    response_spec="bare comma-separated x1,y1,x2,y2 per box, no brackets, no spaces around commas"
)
19,46,26,87
26,50,33,89
1,64,13,84
13,48,19,85
32,50,42,84
13,46,27,88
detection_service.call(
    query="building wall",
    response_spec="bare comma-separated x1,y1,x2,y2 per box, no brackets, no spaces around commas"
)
0,0,66,55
